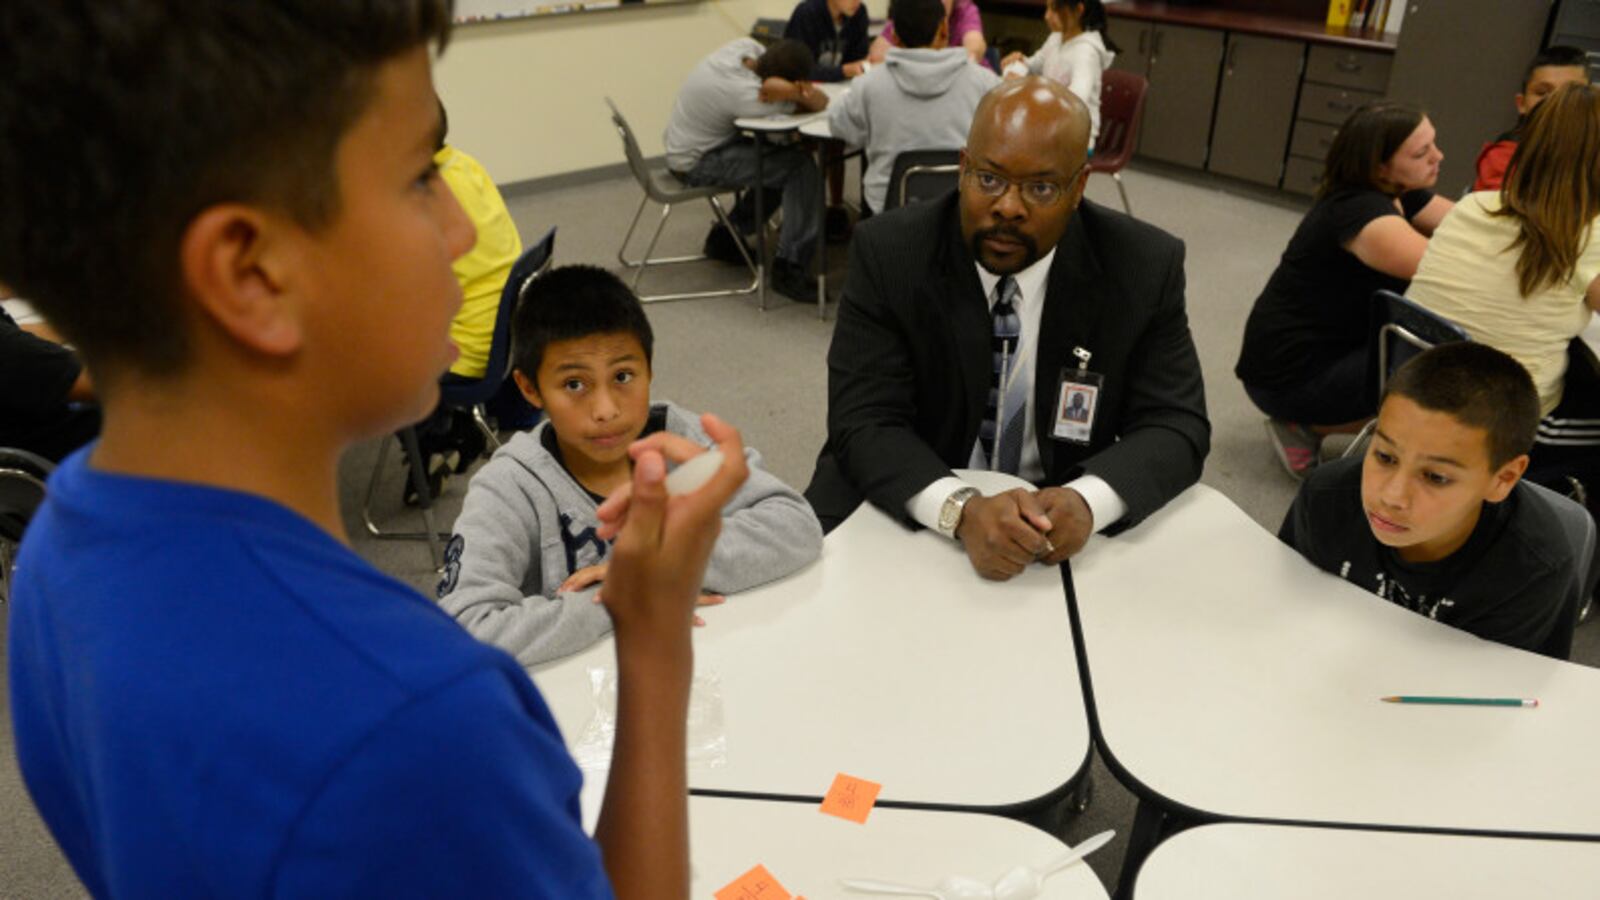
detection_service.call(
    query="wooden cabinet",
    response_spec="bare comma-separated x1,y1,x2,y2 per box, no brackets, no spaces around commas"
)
1107,16,1151,76
1131,23,1225,168
1208,34,1305,186
1279,45,1391,195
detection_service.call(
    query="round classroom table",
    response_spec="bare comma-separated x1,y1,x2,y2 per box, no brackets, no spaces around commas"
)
1132,823,1600,899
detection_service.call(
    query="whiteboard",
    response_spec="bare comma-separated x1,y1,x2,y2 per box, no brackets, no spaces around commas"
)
454,0,697,24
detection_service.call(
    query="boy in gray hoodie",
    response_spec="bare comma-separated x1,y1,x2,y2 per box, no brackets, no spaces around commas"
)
827,0,1000,214
438,265,823,666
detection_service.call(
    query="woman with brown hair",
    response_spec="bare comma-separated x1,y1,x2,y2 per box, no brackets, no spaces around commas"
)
1407,82,1600,488
1235,101,1454,477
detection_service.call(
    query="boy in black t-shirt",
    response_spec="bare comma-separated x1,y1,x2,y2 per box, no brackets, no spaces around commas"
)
1280,343,1586,658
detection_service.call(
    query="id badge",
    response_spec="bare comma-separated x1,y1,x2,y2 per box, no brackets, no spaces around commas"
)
1052,365,1103,445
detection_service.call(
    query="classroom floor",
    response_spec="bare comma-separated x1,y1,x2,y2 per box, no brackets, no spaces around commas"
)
3,161,1596,895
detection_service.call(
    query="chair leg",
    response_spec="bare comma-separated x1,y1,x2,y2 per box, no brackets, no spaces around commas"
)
1340,420,1378,460
615,189,763,304
470,404,503,452
361,431,448,571
1113,172,1132,216
631,202,674,294
616,194,650,269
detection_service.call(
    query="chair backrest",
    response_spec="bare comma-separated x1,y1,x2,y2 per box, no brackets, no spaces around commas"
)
1520,479,1595,659
1089,69,1149,174
750,17,786,45
1374,289,1471,393
440,227,556,408
885,149,962,210
0,448,54,544
605,98,664,199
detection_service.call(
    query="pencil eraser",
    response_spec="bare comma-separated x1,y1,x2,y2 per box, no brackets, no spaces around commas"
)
665,448,724,495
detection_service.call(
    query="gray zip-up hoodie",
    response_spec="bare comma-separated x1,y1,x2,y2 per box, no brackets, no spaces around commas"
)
827,46,1000,214
436,401,823,667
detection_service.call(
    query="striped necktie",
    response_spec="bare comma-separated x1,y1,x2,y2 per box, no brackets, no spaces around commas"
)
979,276,1025,473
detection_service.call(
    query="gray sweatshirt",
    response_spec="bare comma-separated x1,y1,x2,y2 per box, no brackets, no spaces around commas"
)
436,401,823,666
827,46,1000,214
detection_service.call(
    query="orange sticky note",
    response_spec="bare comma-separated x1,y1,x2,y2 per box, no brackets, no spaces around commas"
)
819,772,882,824
714,864,793,900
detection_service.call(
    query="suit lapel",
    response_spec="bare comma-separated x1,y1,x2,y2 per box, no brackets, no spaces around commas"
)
1035,205,1105,476
934,201,992,452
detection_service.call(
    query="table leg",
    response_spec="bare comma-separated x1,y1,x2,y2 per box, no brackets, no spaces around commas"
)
814,136,827,320
1113,798,1166,900
753,131,767,312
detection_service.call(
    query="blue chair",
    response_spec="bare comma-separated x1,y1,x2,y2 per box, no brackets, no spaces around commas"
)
362,227,557,568
1341,290,1471,460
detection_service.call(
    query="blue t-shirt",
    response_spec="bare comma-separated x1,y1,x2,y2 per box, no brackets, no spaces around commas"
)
8,448,613,897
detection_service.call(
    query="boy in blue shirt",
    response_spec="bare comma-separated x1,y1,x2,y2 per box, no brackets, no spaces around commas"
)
0,2,746,895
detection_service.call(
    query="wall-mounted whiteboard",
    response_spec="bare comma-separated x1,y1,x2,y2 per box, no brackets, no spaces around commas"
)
454,0,698,24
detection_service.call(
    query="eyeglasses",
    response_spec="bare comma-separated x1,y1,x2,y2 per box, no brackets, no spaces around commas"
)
963,162,1087,208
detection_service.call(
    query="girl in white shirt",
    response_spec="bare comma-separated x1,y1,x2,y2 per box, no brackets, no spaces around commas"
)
1000,0,1117,145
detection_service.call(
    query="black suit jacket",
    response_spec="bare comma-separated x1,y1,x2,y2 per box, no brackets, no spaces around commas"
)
805,193,1210,532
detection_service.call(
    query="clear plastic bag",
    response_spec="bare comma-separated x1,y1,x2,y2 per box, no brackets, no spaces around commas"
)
571,665,727,772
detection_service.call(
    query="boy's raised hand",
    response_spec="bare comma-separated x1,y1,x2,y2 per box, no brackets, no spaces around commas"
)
594,414,749,642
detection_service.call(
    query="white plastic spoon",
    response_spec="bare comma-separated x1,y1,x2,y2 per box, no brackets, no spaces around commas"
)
990,830,1116,900
840,873,995,899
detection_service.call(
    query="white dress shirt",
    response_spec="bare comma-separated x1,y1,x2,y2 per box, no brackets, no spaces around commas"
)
906,250,1128,535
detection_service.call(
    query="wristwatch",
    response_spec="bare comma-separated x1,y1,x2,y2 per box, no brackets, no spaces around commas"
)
936,486,980,539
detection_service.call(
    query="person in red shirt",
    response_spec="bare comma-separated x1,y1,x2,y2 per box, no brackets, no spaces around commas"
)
1474,46,1590,192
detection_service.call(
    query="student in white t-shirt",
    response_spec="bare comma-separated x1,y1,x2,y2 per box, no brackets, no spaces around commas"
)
999,0,1117,145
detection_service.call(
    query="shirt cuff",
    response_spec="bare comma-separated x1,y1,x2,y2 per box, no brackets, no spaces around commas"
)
1064,475,1126,534
907,475,971,534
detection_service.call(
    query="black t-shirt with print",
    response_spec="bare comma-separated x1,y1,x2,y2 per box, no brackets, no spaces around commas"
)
1278,456,1578,657
1236,188,1435,389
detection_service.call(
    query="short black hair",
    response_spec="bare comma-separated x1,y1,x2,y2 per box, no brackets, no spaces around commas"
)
512,265,655,383
890,0,945,49
753,39,815,83
1526,45,1591,86
0,1,454,382
1383,343,1541,469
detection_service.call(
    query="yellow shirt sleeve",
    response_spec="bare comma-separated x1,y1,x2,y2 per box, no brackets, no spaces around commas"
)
436,145,524,379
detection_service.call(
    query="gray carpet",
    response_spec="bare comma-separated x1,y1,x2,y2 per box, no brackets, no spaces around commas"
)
3,160,1595,895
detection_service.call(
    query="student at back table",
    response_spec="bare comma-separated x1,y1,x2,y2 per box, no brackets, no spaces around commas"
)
1236,101,1453,479
1,1,746,895
1474,45,1590,192
826,0,999,215
1279,344,1583,658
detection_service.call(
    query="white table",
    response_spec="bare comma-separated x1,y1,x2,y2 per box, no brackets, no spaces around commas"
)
690,795,1109,899
734,82,849,319
1068,485,1600,887
1133,823,1600,899
533,469,1090,815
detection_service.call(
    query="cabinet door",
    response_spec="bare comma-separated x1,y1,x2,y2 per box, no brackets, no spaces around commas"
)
1107,17,1151,75
1138,24,1225,168
1208,34,1304,186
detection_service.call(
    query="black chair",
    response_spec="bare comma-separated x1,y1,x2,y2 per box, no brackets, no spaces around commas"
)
884,149,961,210
362,227,557,569
0,448,53,604
1341,289,1471,459
1522,479,1597,656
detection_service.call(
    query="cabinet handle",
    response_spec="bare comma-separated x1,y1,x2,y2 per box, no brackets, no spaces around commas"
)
1327,99,1354,112
1226,41,1238,74
1138,29,1148,55
1336,59,1362,73
1153,29,1163,57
